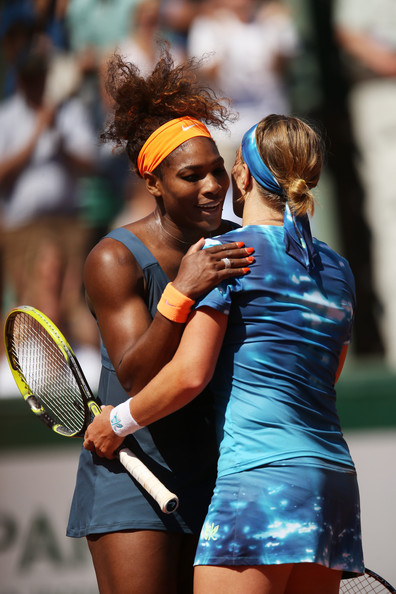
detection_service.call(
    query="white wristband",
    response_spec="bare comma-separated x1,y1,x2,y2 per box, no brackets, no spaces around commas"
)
110,398,142,437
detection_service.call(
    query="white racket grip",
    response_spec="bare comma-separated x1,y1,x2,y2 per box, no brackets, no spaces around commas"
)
118,447,179,514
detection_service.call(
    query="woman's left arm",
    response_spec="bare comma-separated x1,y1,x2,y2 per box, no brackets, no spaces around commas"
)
83,306,228,458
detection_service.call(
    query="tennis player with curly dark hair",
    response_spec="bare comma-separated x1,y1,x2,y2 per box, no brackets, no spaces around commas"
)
66,48,253,594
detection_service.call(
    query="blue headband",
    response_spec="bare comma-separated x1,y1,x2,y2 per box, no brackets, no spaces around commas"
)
241,122,317,270
241,124,283,196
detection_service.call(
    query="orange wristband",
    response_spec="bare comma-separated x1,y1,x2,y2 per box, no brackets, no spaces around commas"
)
157,283,195,323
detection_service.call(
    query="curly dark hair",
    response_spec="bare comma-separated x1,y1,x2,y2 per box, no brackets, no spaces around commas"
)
101,46,234,175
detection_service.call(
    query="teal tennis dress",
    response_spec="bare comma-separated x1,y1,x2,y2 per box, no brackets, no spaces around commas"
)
67,228,217,537
193,219,364,576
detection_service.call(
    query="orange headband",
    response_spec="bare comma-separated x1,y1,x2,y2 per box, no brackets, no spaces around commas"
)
137,117,212,175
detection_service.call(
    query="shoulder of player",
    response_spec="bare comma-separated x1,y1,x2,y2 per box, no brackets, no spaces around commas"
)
86,234,143,273
84,234,145,300
314,237,349,265
313,238,354,282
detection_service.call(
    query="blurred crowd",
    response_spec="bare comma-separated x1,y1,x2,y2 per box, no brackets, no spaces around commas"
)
1,0,395,396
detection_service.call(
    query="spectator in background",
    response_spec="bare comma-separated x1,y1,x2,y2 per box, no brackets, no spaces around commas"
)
117,0,185,76
0,0,36,98
65,0,141,129
0,40,100,393
32,0,70,51
187,0,299,221
333,0,396,369
32,0,82,111
66,0,140,56
0,1,72,99
64,0,162,240
187,0,299,166
159,0,201,51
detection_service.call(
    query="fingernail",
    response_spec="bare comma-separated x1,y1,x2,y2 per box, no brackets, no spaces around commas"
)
243,267,250,273
247,256,255,263
236,242,245,247
246,247,255,254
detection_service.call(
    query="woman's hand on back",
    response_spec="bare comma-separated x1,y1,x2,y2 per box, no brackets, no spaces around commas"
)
172,238,255,300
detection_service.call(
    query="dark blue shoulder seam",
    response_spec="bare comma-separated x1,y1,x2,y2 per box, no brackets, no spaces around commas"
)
105,227,158,270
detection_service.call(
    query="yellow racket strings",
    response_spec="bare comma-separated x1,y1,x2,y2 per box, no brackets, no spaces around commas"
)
9,312,86,433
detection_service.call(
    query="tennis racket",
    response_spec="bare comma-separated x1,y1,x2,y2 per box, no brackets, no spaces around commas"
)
4,305,179,514
340,568,396,593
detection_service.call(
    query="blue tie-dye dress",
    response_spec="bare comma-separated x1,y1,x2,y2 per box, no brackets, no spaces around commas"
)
193,223,364,575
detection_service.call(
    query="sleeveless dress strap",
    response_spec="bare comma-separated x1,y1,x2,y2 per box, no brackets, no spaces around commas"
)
106,228,160,270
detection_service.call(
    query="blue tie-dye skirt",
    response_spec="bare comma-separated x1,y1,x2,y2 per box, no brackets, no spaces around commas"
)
194,458,364,577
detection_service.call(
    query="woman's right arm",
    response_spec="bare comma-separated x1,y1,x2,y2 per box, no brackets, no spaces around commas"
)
84,306,228,458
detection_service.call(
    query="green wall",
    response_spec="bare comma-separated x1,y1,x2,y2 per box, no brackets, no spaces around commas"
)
1,361,395,451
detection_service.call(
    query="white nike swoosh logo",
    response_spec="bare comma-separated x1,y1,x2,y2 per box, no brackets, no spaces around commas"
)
165,300,178,307
182,123,197,131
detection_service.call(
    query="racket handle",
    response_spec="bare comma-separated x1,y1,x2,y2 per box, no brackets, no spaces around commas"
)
118,447,179,514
